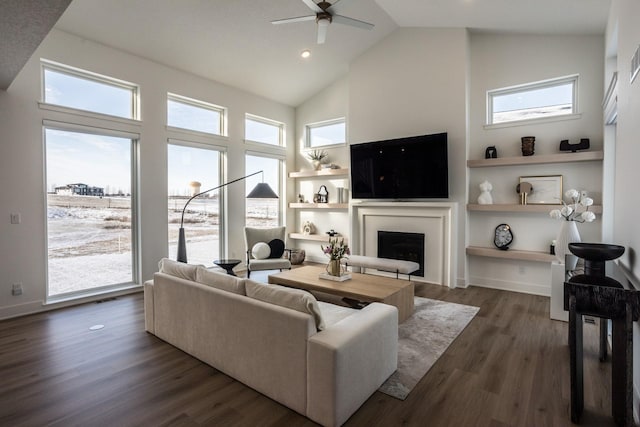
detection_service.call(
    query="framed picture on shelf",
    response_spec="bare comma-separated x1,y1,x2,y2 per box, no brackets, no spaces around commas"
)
519,175,563,204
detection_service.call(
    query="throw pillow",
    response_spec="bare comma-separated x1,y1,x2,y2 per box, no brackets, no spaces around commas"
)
268,238,285,259
195,266,246,295
245,280,325,331
251,242,271,260
158,258,198,281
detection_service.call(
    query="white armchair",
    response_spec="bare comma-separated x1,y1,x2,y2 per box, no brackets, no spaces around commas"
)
244,227,291,278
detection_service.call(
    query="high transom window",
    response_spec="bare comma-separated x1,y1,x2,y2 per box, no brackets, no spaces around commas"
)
306,118,346,147
167,93,226,136
487,75,578,126
245,114,284,146
42,61,138,119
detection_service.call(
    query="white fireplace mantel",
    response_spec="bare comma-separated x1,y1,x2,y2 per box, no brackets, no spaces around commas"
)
350,201,458,288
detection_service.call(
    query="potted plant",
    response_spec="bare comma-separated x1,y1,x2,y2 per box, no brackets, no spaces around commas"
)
306,150,328,170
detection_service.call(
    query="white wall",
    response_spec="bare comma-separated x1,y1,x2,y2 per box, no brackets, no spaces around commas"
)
348,28,470,286
0,29,294,319
606,0,640,419
292,77,350,262
468,33,605,295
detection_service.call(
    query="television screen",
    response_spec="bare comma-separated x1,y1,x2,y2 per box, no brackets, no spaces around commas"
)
350,133,448,199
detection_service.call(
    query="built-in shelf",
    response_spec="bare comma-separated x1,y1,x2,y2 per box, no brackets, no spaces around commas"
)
467,150,603,168
466,246,557,263
288,168,349,178
289,203,348,209
467,203,603,214
289,233,348,243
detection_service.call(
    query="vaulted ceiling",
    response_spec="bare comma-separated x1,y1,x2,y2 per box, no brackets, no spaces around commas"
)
2,0,611,106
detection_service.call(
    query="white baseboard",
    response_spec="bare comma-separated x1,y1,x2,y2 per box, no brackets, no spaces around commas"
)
467,275,550,296
0,286,142,320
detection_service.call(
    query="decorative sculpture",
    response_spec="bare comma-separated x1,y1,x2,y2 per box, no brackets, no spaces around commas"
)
477,180,493,205
559,138,590,152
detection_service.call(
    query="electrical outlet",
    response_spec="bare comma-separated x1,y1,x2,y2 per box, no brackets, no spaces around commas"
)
10,213,21,224
518,266,526,274
12,283,23,296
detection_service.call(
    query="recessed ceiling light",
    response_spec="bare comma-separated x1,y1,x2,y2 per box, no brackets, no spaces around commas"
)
301,49,311,59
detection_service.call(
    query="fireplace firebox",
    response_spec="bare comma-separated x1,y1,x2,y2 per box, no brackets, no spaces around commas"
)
377,231,425,277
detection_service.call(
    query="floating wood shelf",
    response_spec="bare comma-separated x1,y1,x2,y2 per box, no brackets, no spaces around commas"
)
467,150,603,168
467,204,603,214
466,246,557,263
289,233,348,243
289,203,348,209
288,168,349,178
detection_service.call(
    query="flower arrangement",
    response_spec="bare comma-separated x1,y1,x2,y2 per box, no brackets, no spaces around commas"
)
549,189,596,223
321,237,350,261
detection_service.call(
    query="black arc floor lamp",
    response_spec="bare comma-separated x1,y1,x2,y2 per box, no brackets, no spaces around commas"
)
177,170,278,263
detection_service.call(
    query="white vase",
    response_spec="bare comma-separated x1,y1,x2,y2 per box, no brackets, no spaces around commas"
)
555,220,581,270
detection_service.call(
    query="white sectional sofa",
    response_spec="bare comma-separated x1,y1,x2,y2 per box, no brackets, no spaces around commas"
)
144,259,398,427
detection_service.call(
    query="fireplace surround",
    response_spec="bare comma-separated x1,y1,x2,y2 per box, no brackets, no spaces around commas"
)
350,202,457,288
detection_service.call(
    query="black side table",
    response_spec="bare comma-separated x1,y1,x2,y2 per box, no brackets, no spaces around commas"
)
213,259,241,276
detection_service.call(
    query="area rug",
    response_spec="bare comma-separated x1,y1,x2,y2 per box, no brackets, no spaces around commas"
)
378,296,480,400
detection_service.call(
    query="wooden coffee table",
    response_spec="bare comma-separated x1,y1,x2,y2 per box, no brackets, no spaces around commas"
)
268,265,414,323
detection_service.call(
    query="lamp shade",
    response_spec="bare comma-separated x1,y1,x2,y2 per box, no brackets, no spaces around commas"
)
247,182,278,199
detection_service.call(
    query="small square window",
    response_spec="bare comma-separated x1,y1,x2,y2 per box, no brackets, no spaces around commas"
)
487,75,578,125
306,118,346,148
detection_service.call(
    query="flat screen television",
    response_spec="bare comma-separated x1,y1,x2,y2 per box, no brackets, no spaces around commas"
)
350,132,448,199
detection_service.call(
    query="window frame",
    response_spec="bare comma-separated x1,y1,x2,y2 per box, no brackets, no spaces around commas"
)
166,139,226,264
486,74,580,128
43,121,140,303
305,117,346,148
244,150,285,227
41,59,140,121
244,113,285,147
167,93,227,137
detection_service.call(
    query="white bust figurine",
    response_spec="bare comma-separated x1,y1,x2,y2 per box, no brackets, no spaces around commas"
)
477,180,493,205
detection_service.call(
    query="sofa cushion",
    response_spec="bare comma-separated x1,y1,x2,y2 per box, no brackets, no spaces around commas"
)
317,301,359,327
245,280,325,331
195,266,246,295
252,242,271,259
158,258,198,281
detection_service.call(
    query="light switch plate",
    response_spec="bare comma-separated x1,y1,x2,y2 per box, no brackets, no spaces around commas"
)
10,213,21,224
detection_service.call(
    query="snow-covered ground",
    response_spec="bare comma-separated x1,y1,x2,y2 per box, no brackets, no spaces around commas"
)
47,195,278,295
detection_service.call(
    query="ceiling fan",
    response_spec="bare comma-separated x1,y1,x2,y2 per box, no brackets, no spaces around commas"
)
271,0,374,44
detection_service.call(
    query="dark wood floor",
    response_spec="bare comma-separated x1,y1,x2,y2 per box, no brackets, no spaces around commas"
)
0,275,620,426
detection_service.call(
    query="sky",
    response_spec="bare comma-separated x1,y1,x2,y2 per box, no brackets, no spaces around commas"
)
493,82,572,113
46,129,132,193
44,68,280,198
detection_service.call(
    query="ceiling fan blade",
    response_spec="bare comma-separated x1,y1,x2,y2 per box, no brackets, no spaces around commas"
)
326,0,341,10
317,22,328,44
302,0,323,13
271,15,316,25
332,14,374,30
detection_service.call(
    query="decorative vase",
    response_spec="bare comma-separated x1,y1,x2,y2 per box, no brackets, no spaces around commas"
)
312,160,321,170
555,220,581,270
326,259,342,276
521,136,535,156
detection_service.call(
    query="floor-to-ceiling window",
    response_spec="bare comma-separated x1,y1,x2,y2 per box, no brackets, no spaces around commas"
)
45,127,138,298
42,60,140,300
167,143,222,265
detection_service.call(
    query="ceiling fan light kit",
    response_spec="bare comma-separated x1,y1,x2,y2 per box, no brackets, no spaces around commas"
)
272,0,374,45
